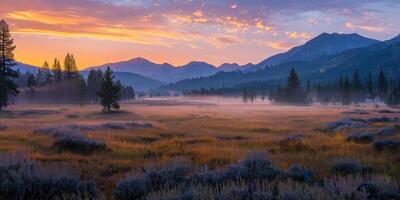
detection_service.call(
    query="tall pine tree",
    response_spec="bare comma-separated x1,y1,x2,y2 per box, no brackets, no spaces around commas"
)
0,19,18,110
97,67,121,112
52,58,63,83
378,70,388,100
63,53,78,80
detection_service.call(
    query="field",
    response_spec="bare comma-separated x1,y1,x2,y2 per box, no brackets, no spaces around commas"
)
1,97,400,199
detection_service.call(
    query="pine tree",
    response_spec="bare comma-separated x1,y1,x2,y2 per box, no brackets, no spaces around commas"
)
42,61,52,84
378,70,388,100
77,75,87,106
342,77,352,105
352,69,363,106
52,58,63,83
63,53,78,80
366,72,375,103
26,73,36,104
97,67,121,112
0,19,18,110
286,68,301,93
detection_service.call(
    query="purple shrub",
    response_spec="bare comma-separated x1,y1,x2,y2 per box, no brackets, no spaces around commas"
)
287,165,313,182
367,117,394,123
226,152,280,181
113,177,149,200
331,159,372,176
346,133,375,144
0,124,6,131
191,171,225,186
372,140,400,152
0,156,98,199
53,135,106,154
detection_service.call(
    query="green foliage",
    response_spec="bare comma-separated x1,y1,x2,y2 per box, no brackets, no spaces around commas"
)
0,19,18,110
270,68,309,104
97,67,121,112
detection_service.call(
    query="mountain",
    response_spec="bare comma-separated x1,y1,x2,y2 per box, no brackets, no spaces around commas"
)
86,58,220,83
15,62,39,73
247,33,380,71
218,63,241,72
86,57,175,82
161,33,399,92
81,71,164,92
167,61,219,82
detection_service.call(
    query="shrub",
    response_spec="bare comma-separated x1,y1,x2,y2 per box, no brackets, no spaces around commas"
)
346,133,375,144
0,124,6,131
367,117,393,123
113,177,149,200
0,155,98,199
331,159,372,176
287,165,313,182
226,152,280,181
321,118,369,132
53,135,106,153
372,140,400,152
191,171,225,186
374,126,396,136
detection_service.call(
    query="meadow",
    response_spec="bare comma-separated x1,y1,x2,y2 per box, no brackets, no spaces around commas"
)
0,97,400,199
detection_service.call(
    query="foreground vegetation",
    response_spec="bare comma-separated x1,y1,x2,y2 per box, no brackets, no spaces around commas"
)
1,99,400,199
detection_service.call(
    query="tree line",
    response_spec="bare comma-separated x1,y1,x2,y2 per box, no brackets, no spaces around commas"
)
14,56,136,106
0,19,134,112
185,67,400,106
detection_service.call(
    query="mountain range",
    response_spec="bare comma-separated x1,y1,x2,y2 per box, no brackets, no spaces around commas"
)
85,58,253,83
14,32,400,92
162,33,400,92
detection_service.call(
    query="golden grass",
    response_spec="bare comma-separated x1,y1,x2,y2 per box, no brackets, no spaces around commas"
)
1,97,400,197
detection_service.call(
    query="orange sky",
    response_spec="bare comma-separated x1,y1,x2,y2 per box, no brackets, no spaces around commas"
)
1,0,399,69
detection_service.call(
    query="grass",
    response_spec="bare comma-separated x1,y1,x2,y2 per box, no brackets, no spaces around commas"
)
0,97,400,198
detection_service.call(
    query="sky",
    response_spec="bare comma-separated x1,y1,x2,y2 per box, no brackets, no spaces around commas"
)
1,0,399,69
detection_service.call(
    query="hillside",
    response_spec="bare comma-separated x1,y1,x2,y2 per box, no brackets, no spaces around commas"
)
161,33,399,92
247,33,379,72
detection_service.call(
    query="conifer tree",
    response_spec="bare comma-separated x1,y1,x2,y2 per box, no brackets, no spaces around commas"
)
42,61,52,84
0,19,18,110
342,77,352,105
352,69,363,106
52,58,63,83
63,53,78,80
97,67,121,112
378,70,388,100
26,73,36,104
366,72,375,103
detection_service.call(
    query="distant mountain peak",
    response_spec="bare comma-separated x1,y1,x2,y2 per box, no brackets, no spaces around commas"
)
253,32,380,70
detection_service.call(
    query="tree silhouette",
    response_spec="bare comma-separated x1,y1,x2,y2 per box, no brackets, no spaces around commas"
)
63,53,79,80
97,67,121,112
378,70,388,100
52,58,63,83
0,19,18,110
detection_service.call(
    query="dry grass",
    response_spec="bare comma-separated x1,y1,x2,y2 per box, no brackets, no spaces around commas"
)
1,97,400,198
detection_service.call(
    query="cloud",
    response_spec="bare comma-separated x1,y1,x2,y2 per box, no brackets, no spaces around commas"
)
345,22,384,32
285,32,313,39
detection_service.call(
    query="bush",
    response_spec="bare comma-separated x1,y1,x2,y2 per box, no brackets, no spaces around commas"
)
287,165,313,182
53,135,106,153
346,133,375,144
0,155,98,199
372,140,400,152
0,124,6,131
113,177,149,200
367,117,394,123
331,159,372,176
374,126,397,136
321,118,369,132
191,171,225,186
226,152,280,181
